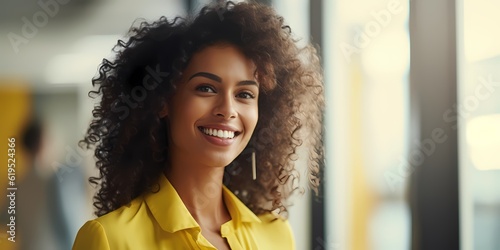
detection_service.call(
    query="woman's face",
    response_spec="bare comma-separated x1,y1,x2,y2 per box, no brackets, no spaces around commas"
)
165,43,259,169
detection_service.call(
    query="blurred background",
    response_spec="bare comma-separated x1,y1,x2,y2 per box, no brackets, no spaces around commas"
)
0,0,499,249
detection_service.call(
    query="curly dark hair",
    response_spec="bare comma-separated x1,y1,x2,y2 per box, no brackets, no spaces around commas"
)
80,0,324,218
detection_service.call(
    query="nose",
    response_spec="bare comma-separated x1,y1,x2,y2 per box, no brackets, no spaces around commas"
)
213,93,237,119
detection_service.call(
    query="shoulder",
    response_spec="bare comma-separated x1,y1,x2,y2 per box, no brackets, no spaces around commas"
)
94,195,149,228
73,196,151,250
251,212,295,250
73,220,110,250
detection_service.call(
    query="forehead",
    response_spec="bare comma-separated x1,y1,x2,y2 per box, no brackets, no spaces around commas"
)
183,44,256,79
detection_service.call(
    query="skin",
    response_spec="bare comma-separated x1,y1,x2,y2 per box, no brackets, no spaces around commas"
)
161,43,259,250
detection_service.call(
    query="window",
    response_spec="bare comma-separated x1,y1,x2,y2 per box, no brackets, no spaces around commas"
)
324,0,411,249
459,0,500,249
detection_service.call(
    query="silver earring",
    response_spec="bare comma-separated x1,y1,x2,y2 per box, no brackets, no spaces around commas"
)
252,151,257,180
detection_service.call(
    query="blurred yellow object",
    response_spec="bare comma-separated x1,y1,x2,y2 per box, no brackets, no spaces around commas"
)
0,80,31,250
348,57,376,250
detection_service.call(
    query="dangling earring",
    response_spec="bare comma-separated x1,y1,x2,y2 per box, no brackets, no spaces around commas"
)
252,151,257,180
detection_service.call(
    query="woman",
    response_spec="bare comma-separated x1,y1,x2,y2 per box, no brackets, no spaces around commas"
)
73,1,324,249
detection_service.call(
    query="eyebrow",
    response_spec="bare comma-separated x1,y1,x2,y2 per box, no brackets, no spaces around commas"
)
188,72,259,87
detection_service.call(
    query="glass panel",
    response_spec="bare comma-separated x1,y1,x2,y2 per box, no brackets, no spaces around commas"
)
460,1,500,249
324,0,411,249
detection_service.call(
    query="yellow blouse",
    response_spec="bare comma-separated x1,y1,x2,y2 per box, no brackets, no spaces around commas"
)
72,174,295,250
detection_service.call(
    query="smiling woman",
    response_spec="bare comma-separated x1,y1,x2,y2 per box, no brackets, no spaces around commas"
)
165,45,259,172
73,1,324,249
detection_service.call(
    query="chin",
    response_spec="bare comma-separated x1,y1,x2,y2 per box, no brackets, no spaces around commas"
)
202,152,239,168
212,158,236,168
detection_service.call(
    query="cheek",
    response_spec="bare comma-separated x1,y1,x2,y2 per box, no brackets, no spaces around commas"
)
170,97,208,136
245,106,259,132
183,99,207,122
176,95,207,117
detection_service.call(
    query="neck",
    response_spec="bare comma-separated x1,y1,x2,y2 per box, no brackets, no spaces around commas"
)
165,159,230,231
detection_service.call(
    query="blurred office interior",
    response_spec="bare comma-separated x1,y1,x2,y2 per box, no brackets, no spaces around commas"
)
0,0,499,249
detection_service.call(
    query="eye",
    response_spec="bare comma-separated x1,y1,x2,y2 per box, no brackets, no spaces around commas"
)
236,91,255,99
196,85,216,93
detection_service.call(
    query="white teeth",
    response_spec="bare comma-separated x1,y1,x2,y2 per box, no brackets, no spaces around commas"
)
201,127,236,139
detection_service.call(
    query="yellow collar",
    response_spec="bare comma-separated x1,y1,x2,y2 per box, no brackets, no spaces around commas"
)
144,174,261,233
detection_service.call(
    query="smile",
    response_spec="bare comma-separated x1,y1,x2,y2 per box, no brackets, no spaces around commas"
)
198,127,240,139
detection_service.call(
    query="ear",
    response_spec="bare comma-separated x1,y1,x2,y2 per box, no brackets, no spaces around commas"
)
159,102,168,118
